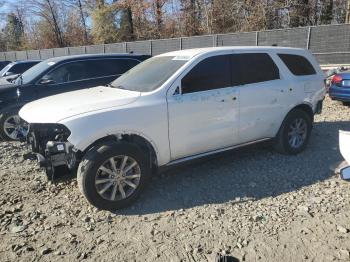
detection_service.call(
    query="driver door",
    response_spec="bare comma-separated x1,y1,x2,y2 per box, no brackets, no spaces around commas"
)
167,54,240,160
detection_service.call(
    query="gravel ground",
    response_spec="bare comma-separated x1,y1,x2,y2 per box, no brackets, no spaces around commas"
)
1,96,350,262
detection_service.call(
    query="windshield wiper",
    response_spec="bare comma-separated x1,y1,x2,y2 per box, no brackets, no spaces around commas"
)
107,83,126,89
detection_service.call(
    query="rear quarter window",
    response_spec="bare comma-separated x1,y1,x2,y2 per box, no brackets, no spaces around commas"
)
278,54,316,76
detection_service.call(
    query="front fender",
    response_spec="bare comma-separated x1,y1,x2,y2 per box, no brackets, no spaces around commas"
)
60,104,171,166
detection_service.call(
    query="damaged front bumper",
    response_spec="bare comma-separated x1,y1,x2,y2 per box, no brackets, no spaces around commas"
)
26,124,78,180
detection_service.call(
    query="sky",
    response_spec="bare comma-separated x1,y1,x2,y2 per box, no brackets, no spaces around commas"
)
0,0,15,28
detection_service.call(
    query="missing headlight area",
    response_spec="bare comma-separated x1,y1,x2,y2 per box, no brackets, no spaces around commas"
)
27,123,75,181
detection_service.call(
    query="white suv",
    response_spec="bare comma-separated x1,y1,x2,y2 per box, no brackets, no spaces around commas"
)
20,47,326,210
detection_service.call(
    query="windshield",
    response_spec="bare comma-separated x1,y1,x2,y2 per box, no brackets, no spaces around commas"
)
0,64,12,76
18,60,56,85
110,56,187,92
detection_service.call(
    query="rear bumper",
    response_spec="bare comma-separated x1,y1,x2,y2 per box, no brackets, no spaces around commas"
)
329,86,350,102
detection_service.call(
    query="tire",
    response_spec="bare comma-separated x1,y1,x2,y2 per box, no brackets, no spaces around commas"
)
0,109,29,141
77,141,151,210
274,109,312,155
342,101,350,106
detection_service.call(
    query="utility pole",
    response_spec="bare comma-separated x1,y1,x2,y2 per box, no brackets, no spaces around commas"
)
346,0,350,24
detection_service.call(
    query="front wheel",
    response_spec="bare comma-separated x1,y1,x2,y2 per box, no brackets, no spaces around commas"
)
274,109,312,155
77,141,151,210
0,110,29,141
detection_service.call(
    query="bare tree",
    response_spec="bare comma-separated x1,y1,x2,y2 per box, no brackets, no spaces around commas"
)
28,0,65,47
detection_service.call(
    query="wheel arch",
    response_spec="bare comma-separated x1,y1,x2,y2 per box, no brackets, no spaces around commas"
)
274,103,314,138
80,133,159,168
288,103,314,122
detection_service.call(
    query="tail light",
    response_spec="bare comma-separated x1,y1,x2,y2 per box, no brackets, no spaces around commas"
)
332,74,343,86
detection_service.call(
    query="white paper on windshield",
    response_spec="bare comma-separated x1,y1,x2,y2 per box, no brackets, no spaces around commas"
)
172,56,190,61
47,62,56,66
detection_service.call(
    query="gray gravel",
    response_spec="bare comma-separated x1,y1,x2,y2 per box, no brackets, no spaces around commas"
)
0,96,350,262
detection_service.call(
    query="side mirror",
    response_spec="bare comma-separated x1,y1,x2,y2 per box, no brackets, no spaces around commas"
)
340,166,350,180
39,78,55,85
4,71,14,76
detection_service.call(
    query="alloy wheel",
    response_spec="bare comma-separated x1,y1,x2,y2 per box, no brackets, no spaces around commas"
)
287,118,307,149
95,155,141,201
3,115,29,140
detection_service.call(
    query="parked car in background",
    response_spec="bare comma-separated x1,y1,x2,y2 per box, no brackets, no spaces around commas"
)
0,60,41,78
0,61,11,71
329,71,350,104
20,47,326,210
0,53,150,141
325,66,348,92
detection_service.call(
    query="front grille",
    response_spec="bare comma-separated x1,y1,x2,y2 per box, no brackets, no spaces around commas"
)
27,124,71,155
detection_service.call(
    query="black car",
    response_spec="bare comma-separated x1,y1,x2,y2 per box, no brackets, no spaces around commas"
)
0,60,41,78
0,53,149,140
0,61,11,71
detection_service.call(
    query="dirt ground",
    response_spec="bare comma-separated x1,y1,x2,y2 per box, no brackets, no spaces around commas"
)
0,96,350,262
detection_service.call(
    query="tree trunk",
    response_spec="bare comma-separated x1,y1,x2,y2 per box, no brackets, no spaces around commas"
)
46,0,64,46
155,0,163,37
77,0,88,44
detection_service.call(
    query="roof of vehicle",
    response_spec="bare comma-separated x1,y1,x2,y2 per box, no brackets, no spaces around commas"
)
10,60,41,64
158,46,308,59
43,53,150,63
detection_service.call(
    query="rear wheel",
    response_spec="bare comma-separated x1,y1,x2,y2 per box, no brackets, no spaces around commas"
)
77,141,151,210
274,109,312,155
0,110,29,141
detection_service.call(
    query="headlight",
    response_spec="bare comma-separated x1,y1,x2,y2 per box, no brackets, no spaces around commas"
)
31,123,71,142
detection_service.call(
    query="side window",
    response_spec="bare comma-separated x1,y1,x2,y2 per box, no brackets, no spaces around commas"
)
42,62,87,84
22,62,39,71
9,64,24,74
231,53,280,86
278,54,316,76
126,59,140,69
181,55,231,94
9,63,36,74
84,59,138,78
108,59,138,74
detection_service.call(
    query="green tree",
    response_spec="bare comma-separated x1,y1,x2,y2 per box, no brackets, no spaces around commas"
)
118,7,134,41
320,0,334,24
91,0,119,44
3,13,24,51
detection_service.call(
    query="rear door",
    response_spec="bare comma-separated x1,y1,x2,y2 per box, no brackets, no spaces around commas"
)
235,52,288,142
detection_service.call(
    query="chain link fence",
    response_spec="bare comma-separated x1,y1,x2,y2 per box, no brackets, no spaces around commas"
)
0,24,349,65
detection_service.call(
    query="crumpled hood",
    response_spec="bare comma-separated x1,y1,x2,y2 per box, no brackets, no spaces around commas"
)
19,86,141,123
